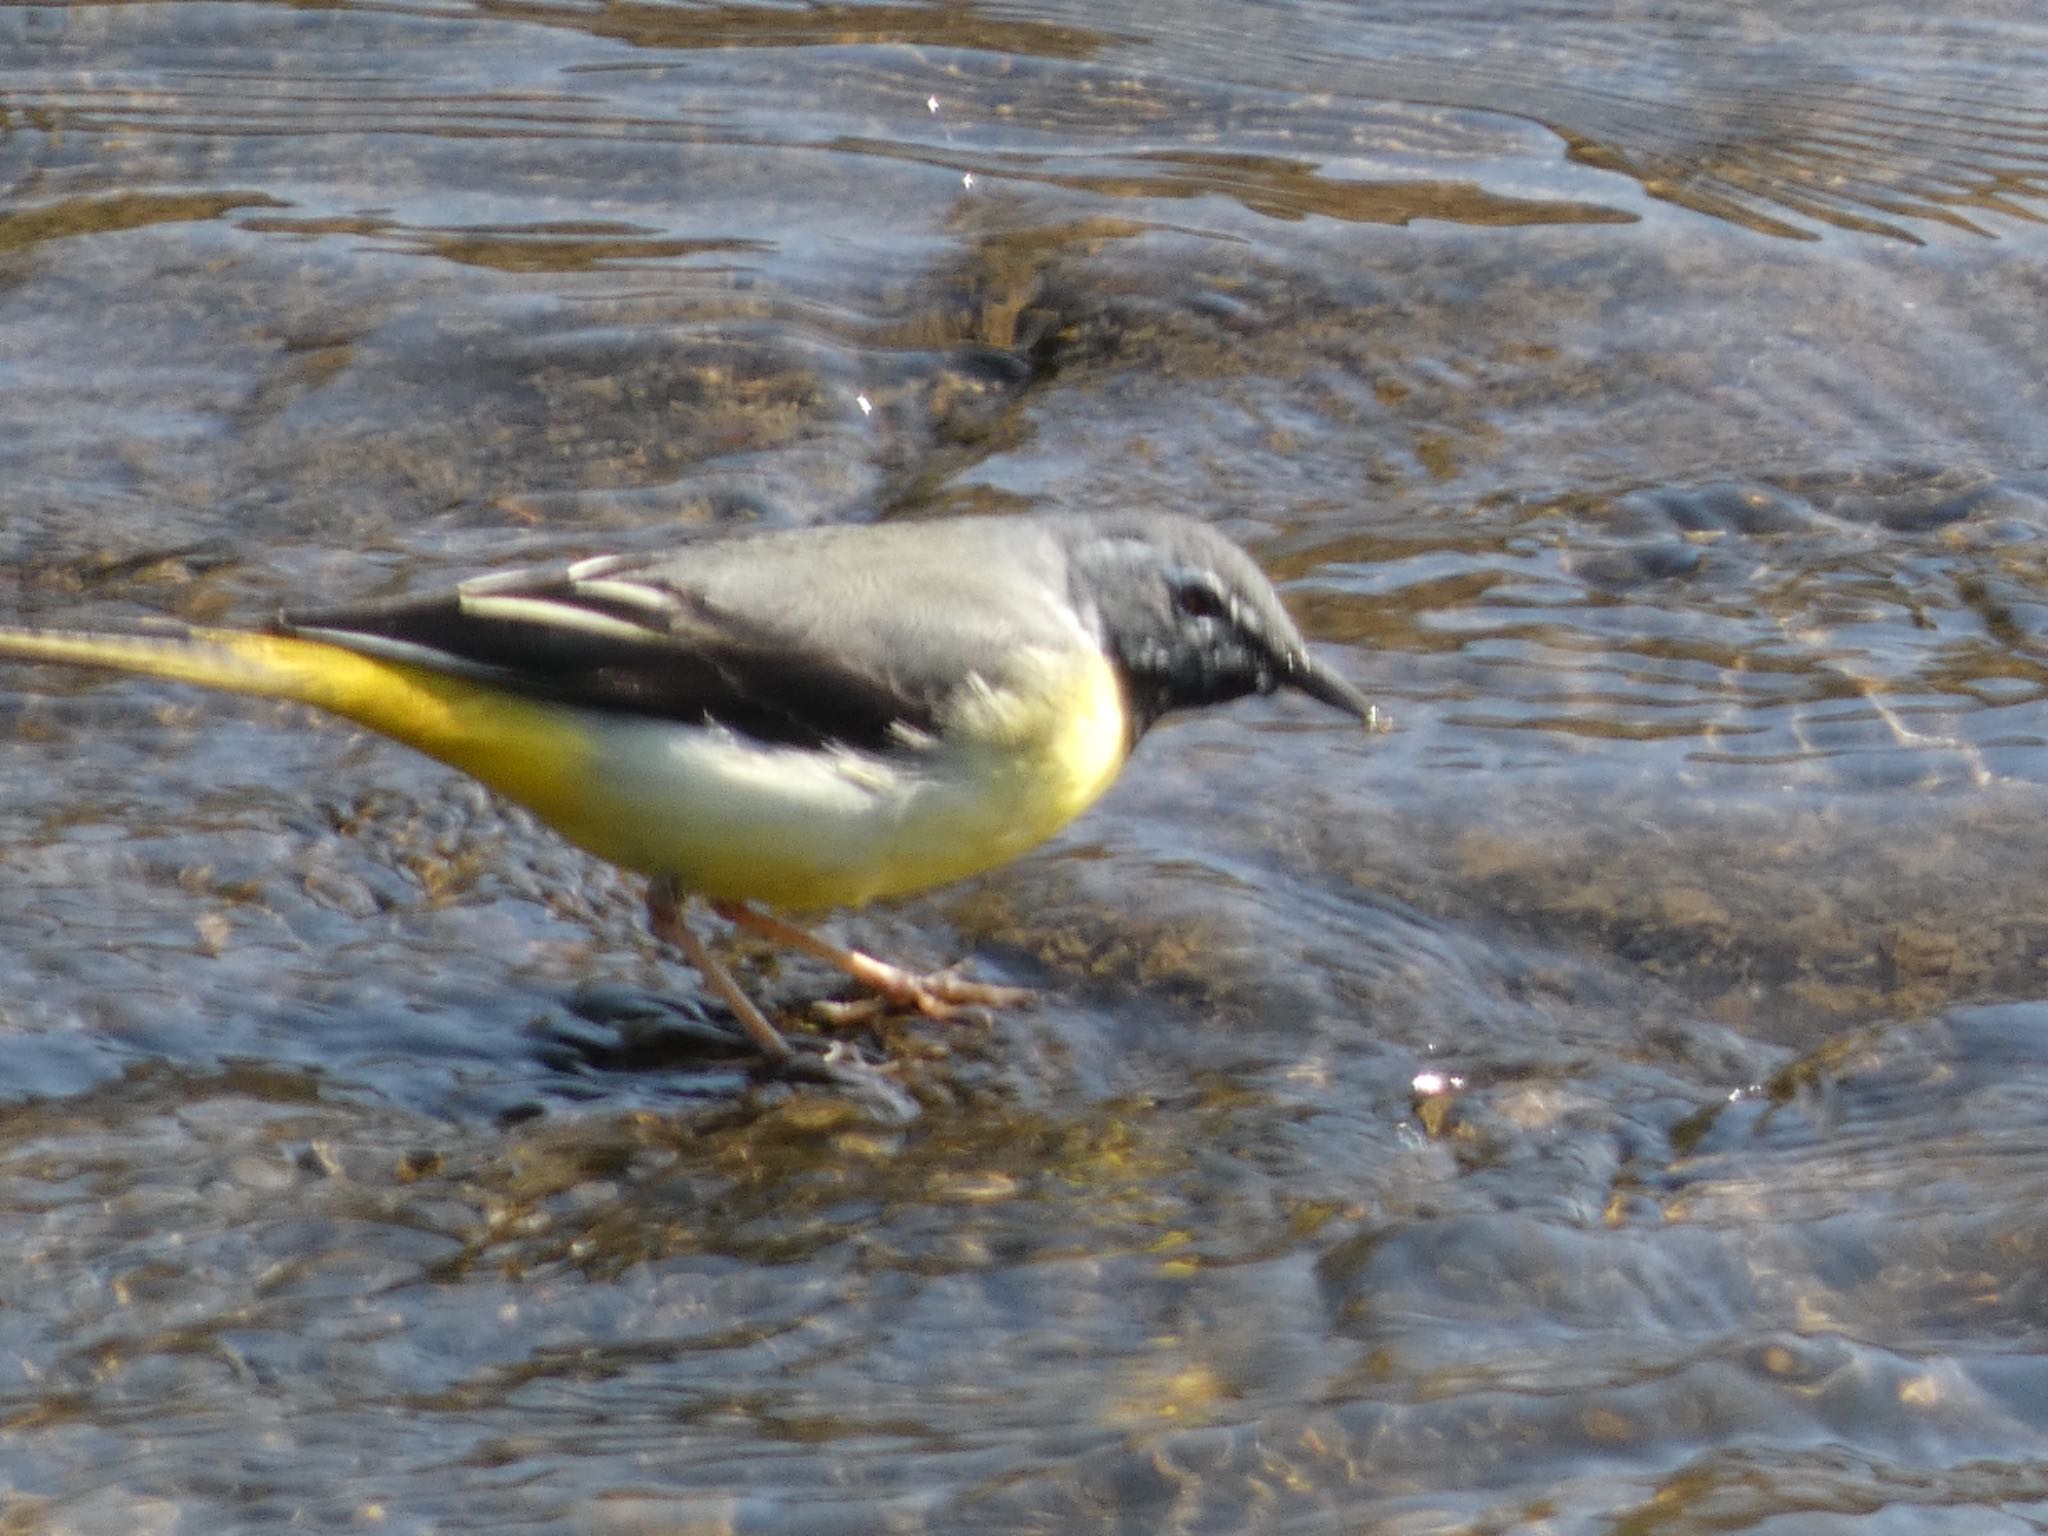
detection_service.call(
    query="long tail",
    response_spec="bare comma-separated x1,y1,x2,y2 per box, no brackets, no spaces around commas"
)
0,624,401,714
0,623,595,826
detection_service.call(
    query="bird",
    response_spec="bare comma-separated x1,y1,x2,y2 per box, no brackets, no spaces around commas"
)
0,511,1372,1066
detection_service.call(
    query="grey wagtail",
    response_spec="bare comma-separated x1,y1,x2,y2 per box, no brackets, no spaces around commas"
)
0,511,1371,1065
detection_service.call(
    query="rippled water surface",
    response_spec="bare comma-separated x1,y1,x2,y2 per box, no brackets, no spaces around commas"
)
4,0,2048,1529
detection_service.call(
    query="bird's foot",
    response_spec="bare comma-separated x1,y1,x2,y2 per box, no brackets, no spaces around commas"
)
709,900,1032,1027
812,961,1035,1026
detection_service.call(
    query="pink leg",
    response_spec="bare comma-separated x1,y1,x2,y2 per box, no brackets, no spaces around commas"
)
645,880,793,1063
711,901,1034,1023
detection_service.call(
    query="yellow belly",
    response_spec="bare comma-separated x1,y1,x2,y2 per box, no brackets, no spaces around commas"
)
541,644,1132,909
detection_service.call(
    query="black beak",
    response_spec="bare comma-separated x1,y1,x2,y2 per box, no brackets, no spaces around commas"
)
1286,651,1375,723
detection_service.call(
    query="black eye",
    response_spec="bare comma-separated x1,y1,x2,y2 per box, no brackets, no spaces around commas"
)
1172,576,1231,622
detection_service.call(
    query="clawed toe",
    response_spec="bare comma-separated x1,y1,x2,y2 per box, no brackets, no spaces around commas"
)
812,995,888,1027
917,966,1034,1011
812,964,1035,1027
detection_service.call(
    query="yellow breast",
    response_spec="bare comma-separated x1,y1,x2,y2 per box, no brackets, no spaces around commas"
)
564,643,1133,910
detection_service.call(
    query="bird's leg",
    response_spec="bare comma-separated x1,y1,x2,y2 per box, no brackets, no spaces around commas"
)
645,879,794,1064
711,901,1033,1023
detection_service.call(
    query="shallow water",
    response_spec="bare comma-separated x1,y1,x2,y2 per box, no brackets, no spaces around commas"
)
3,0,2048,1530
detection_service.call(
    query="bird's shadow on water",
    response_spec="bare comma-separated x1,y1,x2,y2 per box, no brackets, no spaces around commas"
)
530,983,924,1123
0,972,915,1129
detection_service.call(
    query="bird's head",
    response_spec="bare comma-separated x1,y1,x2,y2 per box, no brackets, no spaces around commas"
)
1061,514,1372,735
